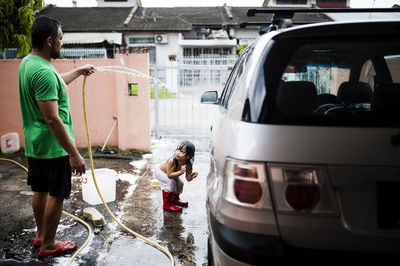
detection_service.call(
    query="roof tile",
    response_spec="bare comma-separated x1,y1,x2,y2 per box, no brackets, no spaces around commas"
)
39,6,132,32
38,5,330,32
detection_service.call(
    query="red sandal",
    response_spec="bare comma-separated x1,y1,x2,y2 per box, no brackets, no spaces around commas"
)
38,241,77,257
33,239,42,247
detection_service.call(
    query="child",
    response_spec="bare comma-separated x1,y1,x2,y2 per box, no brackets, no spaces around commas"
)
154,140,198,212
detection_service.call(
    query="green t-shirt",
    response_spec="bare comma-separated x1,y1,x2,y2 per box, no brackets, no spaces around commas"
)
18,54,75,159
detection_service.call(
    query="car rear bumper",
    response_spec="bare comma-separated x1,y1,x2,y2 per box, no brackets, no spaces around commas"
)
209,212,399,265
209,213,284,265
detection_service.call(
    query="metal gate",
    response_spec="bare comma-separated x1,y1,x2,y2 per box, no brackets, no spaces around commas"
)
150,55,238,148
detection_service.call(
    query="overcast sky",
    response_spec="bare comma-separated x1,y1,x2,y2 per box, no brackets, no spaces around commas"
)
44,0,400,7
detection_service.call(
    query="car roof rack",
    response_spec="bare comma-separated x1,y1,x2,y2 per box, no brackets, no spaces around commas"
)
240,21,312,35
244,8,400,34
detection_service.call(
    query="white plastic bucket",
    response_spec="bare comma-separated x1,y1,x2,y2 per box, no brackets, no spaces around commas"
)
1,132,20,154
81,168,117,205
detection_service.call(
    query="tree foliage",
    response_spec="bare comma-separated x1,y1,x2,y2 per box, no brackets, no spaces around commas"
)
0,0,44,57
236,44,247,55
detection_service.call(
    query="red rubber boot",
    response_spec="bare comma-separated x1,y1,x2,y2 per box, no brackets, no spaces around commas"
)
172,193,188,207
162,190,182,212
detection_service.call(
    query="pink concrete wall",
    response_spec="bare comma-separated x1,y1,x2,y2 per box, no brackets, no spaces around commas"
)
0,61,22,146
0,54,150,152
115,54,151,151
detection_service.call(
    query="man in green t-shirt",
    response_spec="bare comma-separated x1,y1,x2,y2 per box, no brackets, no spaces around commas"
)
18,15,95,257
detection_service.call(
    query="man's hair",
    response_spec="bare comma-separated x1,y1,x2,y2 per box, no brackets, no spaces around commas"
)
31,15,61,49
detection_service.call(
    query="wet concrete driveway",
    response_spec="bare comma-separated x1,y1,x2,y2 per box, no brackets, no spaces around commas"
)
0,139,210,265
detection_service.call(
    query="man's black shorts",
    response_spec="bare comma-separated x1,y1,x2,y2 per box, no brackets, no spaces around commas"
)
27,156,72,199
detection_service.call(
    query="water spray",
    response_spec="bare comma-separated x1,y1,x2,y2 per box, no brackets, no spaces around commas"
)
96,66,167,87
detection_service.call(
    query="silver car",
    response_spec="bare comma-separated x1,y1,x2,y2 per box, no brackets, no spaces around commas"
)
201,8,400,266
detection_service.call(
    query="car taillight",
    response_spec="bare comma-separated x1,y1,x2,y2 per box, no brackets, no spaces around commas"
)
234,179,262,204
268,164,336,214
285,184,320,211
223,159,272,208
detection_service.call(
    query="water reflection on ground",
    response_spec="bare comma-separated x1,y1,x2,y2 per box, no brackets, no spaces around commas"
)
0,139,209,265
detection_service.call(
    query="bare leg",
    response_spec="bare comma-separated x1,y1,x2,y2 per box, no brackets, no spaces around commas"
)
39,195,74,252
32,192,48,242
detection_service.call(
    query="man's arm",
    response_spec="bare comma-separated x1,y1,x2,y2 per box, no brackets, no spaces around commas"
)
61,64,95,85
37,100,85,175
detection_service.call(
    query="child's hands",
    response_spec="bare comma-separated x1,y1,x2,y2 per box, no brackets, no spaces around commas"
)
186,171,198,182
181,165,187,173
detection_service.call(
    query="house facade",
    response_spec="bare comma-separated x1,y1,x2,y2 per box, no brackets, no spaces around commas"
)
38,3,330,64
36,2,331,89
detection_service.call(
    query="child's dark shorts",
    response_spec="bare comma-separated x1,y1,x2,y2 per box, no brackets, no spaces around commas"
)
27,156,72,199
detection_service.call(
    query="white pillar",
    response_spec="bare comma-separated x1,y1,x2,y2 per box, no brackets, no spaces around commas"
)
166,60,178,93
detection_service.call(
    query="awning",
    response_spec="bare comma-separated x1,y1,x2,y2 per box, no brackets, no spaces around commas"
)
179,39,237,47
128,43,156,48
327,13,400,22
62,33,122,45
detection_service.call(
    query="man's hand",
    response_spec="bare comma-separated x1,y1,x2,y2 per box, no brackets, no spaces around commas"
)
61,64,95,85
70,153,85,176
79,64,95,76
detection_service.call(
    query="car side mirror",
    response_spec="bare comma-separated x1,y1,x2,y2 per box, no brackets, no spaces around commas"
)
201,91,219,104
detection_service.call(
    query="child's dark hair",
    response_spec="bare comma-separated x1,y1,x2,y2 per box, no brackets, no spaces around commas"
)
179,140,195,161
173,140,196,170
31,15,61,49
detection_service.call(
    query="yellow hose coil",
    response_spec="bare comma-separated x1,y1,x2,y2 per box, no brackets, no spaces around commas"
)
82,75,175,266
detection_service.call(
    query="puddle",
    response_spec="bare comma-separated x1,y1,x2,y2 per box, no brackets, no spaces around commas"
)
96,234,171,265
0,142,210,265
116,172,140,199
129,160,147,174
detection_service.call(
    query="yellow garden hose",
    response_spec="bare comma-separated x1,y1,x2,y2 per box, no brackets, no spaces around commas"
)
63,210,92,265
0,157,92,266
0,157,28,172
81,75,175,266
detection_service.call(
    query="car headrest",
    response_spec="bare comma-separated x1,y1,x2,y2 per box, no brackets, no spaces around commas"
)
317,93,337,106
337,81,372,104
373,83,400,112
277,81,318,117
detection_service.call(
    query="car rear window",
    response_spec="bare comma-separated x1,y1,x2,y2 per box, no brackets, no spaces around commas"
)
263,39,400,127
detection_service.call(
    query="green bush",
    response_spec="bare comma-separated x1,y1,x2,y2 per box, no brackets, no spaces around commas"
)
236,44,247,55
150,85,173,99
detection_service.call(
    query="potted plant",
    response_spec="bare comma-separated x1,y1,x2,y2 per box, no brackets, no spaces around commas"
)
168,54,176,61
